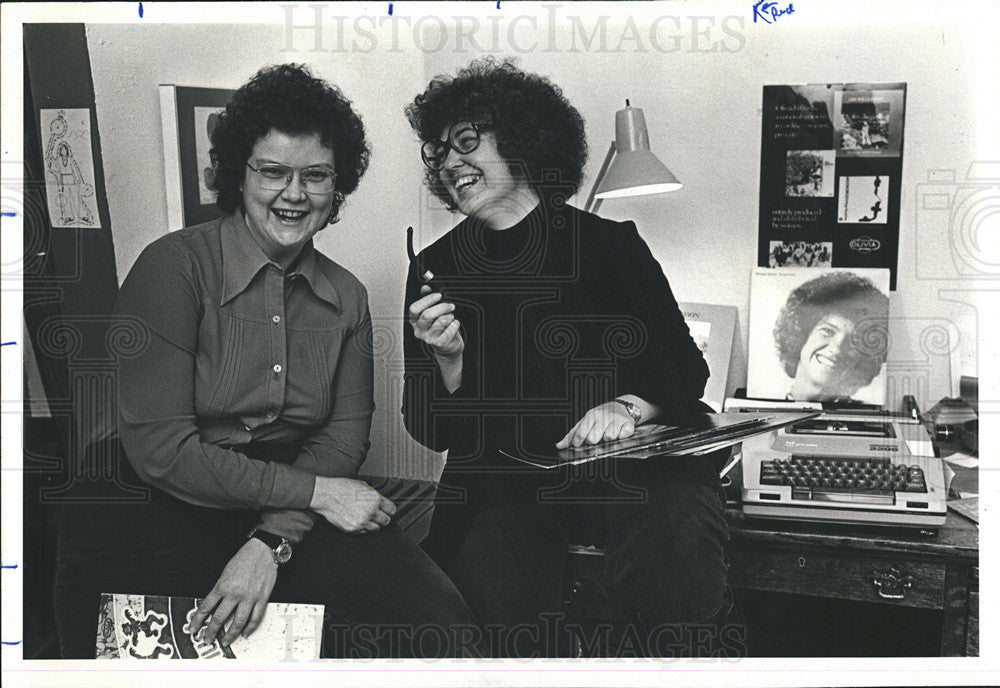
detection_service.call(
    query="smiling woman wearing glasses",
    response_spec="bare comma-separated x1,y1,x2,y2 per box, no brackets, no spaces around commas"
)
53,63,474,659
402,58,730,658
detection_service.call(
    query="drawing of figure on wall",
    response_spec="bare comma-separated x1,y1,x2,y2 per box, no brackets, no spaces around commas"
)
41,107,100,228
50,140,95,226
39,108,101,229
44,111,69,171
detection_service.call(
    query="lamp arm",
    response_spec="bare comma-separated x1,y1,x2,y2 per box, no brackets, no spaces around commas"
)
583,140,617,214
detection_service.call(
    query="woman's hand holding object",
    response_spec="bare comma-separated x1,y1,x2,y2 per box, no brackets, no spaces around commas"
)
188,539,277,648
408,286,464,359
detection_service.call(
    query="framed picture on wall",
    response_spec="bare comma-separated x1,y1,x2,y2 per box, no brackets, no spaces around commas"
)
159,85,234,230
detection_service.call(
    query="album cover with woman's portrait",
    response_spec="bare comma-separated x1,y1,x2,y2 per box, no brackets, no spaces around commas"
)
747,267,891,406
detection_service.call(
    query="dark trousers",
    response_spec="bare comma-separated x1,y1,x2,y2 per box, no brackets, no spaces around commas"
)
422,454,732,657
53,440,475,659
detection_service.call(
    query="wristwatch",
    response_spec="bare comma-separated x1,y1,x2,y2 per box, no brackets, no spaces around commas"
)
612,398,642,424
248,528,292,565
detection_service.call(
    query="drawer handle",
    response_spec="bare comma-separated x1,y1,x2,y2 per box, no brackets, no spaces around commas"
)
871,565,915,599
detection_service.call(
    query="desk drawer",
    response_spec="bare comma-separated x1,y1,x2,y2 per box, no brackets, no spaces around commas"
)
728,544,946,609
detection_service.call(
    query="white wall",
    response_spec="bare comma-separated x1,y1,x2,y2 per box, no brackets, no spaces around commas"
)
87,1,995,479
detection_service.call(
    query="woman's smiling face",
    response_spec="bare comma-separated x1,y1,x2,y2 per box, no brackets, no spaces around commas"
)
436,125,537,225
796,313,860,394
242,129,335,266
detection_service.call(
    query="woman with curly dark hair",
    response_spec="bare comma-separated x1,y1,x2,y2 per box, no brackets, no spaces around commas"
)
774,271,889,401
54,64,474,658
402,59,730,657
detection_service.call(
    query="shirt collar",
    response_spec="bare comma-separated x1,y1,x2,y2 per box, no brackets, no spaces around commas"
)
219,213,341,310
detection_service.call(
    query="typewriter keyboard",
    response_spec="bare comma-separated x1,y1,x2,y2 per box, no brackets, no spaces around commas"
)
760,457,927,498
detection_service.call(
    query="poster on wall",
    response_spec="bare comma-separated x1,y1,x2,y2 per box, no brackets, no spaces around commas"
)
40,108,100,229
746,267,891,406
757,83,906,290
159,85,235,230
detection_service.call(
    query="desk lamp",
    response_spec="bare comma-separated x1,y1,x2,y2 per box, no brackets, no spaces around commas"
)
583,100,682,214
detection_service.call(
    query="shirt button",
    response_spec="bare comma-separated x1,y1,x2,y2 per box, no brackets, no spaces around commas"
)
273,364,282,374
244,424,252,432
272,315,281,323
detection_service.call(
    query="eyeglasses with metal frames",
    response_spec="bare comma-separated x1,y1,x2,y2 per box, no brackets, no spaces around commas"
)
246,161,337,194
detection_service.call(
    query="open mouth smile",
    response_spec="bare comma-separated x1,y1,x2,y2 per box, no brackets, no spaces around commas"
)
272,208,309,223
814,353,840,368
453,173,482,193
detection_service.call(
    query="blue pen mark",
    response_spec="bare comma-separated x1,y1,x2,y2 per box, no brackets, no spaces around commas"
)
1,342,16,347
497,1,501,8
388,2,392,16
1,211,16,217
2,641,23,646
753,0,794,24
139,2,144,17
1,563,17,569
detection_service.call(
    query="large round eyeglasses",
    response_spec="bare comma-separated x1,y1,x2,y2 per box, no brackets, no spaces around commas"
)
421,121,480,170
246,161,337,194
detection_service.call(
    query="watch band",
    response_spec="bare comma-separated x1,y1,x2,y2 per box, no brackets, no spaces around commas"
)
612,398,642,424
248,528,292,565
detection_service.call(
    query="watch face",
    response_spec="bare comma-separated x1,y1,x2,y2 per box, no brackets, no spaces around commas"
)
274,541,292,564
615,399,641,423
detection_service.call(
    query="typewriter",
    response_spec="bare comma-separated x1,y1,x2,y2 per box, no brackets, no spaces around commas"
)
738,411,947,529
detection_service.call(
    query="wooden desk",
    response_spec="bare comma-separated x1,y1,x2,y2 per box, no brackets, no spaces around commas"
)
370,474,979,657
725,508,978,656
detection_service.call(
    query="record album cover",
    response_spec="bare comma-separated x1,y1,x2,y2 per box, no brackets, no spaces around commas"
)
747,267,891,405
95,593,323,660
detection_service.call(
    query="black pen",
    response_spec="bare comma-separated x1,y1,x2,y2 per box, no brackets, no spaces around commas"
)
407,226,447,297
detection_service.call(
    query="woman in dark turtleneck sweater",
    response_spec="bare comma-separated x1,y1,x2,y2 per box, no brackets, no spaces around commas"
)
402,59,730,658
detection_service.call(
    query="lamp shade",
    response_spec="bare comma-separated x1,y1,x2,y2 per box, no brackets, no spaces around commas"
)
593,105,681,199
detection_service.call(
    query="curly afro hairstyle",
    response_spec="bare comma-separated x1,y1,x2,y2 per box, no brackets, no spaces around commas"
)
404,57,587,212
773,271,890,387
210,63,370,224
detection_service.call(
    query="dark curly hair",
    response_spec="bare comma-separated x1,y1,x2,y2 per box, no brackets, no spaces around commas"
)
774,271,890,387
210,63,370,224
404,58,587,212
